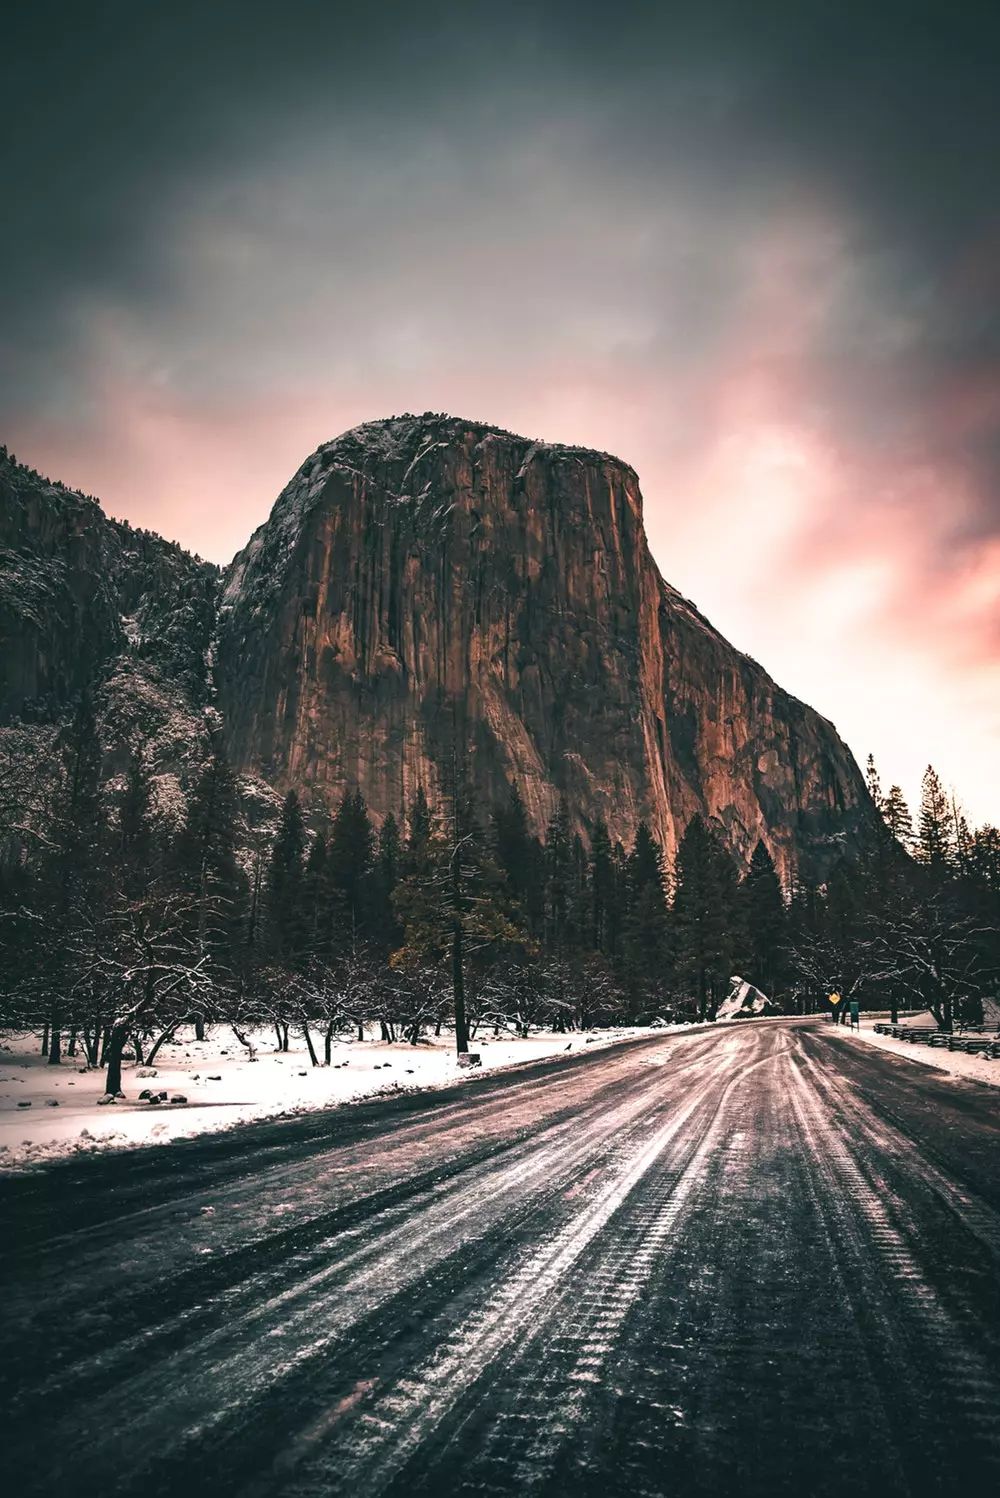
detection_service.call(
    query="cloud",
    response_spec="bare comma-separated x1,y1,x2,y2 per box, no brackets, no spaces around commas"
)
2,0,998,825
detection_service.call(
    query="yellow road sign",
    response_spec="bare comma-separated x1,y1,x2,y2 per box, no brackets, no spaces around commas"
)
829,992,842,1005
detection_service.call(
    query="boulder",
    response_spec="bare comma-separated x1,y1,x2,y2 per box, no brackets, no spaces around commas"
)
717,977,779,1022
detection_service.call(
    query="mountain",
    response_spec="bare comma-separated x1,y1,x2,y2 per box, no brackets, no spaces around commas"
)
1,449,218,725
0,446,226,839
1,424,872,878
215,414,872,877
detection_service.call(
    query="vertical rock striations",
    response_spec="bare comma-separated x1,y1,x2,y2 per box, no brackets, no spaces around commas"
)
217,414,872,879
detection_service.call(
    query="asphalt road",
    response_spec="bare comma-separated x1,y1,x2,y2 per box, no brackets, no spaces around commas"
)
2,1020,999,1498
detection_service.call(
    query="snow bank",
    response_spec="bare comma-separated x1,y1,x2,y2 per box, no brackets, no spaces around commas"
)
716,976,775,1022
832,1014,1000,1090
0,1023,659,1171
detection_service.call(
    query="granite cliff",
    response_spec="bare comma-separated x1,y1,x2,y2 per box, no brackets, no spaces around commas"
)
216,415,872,878
0,450,218,723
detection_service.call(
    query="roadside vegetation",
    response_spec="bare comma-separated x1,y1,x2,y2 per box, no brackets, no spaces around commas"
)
1,683,997,1098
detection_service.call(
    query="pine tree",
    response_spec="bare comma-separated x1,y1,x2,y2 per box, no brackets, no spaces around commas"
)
543,800,573,954
173,743,244,1004
916,766,953,874
970,825,1000,897
368,813,402,957
951,795,974,878
43,693,108,1064
326,788,375,944
883,785,914,849
672,816,738,1021
393,764,527,1052
302,829,329,957
865,754,885,817
590,818,618,956
622,822,670,1015
407,786,434,863
392,789,449,970
736,840,786,999
265,790,307,966
492,782,544,935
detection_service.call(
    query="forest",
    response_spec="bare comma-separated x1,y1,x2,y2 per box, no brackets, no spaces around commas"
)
2,679,998,1100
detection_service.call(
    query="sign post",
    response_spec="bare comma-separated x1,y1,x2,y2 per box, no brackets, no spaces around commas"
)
828,991,842,1023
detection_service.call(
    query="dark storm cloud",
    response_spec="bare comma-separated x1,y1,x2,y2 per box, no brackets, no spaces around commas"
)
2,3,992,481
2,0,999,819
4,2,996,375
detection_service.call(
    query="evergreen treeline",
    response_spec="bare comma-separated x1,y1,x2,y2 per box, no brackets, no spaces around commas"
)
787,759,1000,1029
1,713,998,1089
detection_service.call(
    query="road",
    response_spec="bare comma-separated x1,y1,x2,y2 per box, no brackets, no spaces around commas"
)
2,1020,999,1498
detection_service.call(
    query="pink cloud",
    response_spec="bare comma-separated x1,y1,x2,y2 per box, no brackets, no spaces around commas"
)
10,212,1000,829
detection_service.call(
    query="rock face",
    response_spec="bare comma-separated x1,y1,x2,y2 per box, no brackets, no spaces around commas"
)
1,458,124,716
217,414,872,878
0,453,218,722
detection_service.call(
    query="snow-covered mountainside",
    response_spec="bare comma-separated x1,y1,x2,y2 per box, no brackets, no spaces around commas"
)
1,449,218,723
0,448,266,847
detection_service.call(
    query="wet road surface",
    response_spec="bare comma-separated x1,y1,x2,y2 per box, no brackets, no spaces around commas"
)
2,1019,999,1497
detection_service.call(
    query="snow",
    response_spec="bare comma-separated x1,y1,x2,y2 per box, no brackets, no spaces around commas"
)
831,1012,1000,1089
0,1022,662,1171
716,975,774,1022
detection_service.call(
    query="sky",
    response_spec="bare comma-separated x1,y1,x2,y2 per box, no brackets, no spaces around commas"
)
2,0,998,826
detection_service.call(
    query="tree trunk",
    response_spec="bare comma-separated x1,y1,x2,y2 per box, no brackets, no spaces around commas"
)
147,1022,182,1066
302,1023,319,1067
453,918,469,1055
41,1023,49,1055
104,1027,129,1096
47,1019,62,1065
231,1024,257,1059
357,1021,364,1042
133,1034,144,1064
324,1021,336,1066
67,1028,78,1057
194,1015,206,1041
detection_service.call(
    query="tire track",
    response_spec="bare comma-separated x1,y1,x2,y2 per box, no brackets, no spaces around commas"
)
5,1033,739,1495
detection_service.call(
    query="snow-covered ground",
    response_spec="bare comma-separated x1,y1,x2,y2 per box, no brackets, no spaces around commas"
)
831,1012,1000,1090
0,1022,668,1171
